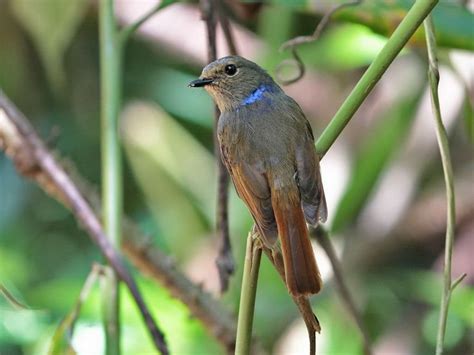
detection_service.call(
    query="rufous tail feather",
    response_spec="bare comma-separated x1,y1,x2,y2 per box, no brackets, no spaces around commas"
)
272,188,322,296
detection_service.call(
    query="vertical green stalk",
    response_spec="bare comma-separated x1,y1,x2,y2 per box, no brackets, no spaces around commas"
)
316,0,439,157
235,233,262,355
99,0,123,353
423,16,456,355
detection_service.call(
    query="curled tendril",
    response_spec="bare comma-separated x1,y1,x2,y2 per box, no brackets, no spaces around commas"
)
276,0,362,85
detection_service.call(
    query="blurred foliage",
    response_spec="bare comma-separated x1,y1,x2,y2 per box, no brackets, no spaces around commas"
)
270,0,474,50
1,0,473,354
11,0,89,93
331,71,424,232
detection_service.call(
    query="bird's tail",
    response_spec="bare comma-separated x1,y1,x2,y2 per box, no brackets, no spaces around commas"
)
271,186,322,296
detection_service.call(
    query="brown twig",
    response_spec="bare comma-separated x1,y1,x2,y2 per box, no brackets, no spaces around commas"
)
276,0,361,85
216,1,238,56
201,0,234,293
0,91,238,352
311,226,372,355
0,91,168,354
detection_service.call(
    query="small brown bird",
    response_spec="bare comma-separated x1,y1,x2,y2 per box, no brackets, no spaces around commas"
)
190,56,327,296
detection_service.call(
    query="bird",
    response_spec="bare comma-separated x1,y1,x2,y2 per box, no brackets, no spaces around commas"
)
189,55,327,296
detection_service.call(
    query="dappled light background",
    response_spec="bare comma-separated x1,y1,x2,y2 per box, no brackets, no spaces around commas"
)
1,0,473,354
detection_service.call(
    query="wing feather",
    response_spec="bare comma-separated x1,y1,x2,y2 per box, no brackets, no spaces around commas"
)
220,145,278,245
294,113,327,225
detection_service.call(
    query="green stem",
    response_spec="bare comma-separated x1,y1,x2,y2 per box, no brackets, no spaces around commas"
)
99,0,123,353
423,16,456,355
235,233,262,355
119,0,174,44
315,0,439,157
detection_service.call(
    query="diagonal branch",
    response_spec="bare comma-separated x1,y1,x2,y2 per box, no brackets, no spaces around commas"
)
0,90,238,353
0,91,167,354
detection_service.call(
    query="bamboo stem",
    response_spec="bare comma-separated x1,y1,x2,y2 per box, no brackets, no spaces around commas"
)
99,0,123,352
235,233,262,355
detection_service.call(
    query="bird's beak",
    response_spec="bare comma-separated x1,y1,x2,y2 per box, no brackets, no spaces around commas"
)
188,78,214,87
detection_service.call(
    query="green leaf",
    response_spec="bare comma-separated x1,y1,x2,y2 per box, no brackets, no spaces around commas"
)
11,0,89,92
331,82,423,232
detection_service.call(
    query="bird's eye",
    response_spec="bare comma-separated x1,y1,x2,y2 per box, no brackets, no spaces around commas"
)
224,64,237,76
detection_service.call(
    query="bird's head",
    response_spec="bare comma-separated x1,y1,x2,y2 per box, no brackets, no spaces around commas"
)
189,56,277,112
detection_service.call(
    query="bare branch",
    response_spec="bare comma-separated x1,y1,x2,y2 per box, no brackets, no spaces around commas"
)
0,91,163,354
0,90,238,352
216,1,238,56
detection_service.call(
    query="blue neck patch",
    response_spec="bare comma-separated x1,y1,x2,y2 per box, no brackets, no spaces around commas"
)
241,84,271,106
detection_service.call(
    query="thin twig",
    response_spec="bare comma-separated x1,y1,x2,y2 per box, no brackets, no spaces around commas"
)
201,0,234,293
276,0,361,85
311,226,372,355
216,1,238,56
0,91,169,355
450,273,467,292
424,15,458,355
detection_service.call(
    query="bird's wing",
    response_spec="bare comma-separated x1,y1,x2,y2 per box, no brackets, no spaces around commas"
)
221,147,278,245
294,109,327,225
